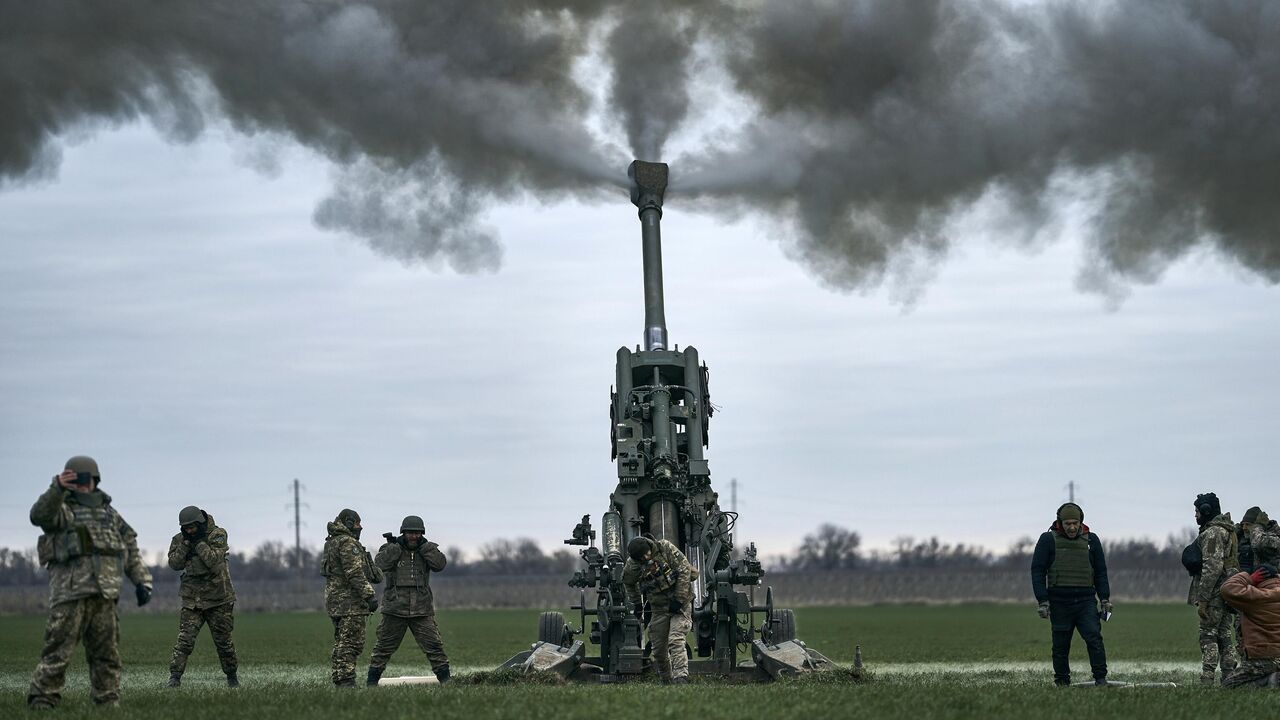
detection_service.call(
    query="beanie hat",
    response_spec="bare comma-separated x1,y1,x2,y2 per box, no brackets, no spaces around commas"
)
337,508,361,529
1194,493,1221,522
1057,503,1084,524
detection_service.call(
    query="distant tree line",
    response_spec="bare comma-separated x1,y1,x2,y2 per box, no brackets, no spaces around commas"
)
772,522,1201,572
0,524,1202,586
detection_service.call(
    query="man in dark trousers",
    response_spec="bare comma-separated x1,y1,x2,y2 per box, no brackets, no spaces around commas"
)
1031,502,1112,686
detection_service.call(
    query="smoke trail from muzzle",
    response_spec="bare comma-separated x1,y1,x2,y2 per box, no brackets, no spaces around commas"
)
0,0,625,269
3,0,1279,296
674,0,1280,295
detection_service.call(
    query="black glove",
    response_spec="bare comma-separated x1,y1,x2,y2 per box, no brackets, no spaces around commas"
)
397,535,412,549
136,585,152,607
365,596,379,613
1258,564,1278,580
668,597,684,614
383,532,396,544
631,603,644,619
1037,601,1050,619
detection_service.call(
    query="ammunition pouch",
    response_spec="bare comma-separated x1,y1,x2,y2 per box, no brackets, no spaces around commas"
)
36,526,122,566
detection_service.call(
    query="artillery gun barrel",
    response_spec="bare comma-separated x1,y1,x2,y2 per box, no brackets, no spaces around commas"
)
628,160,669,351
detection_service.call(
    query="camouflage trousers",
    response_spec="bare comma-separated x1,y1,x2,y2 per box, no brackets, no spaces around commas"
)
27,596,121,708
170,604,237,677
1222,657,1280,689
330,614,370,685
370,613,448,672
1198,596,1239,682
648,604,692,682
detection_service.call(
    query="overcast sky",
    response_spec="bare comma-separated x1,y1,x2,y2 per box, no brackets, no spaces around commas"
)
2,2,1278,565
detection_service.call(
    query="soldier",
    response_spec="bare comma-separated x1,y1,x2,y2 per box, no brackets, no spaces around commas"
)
26,456,153,709
166,506,238,688
623,534,697,685
1244,508,1280,567
1220,563,1280,688
1029,502,1112,686
1234,507,1262,658
1189,492,1240,685
367,515,449,685
323,508,382,688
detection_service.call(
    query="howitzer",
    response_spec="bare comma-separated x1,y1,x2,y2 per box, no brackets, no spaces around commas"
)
501,162,836,681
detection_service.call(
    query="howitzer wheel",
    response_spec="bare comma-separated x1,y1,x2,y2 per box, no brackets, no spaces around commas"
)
768,608,797,644
538,611,568,646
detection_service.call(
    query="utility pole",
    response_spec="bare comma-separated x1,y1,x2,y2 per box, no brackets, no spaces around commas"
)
1067,481,1076,504
287,479,308,579
730,477,738,547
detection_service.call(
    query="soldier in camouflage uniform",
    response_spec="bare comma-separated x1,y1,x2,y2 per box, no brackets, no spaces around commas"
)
1244,509,1280,568
623,535,697,685
1190,492,1240,685
166,506,238,688
26,456,153,709
367,515,449,686
323,508,382,688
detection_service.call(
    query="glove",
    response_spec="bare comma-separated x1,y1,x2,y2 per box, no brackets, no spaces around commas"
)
1196,601,1209,620
632,603,644,619
668,597,684,614
365,596,379,613
383,532,396,544
1037,601,1050,619
1251,564,1277,584
136,585,153,607
1099,600,1114,619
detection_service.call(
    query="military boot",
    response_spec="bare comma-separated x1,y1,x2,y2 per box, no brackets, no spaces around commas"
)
1267,672,1279,688
434,664,450,684
226,673,240,688
366,666,384,687
167,673,182,688
334,679,357,689
671,676,689,686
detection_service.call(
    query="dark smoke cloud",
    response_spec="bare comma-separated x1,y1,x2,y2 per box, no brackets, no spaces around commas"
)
677,0,1280,295
3,0,1279,295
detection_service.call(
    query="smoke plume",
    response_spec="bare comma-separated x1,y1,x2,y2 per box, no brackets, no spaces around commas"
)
3,0,1279,294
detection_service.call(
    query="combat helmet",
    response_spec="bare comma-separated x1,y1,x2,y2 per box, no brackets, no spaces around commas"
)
64,455,100,485
178,506,206,527
400,515,426,534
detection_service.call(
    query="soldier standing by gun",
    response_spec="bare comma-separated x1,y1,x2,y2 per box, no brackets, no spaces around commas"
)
367,515,450,685
1244,508,1280,568
323,508,382,688
166,506,239,688
1188,492,1240,685
1029,502,1112,686
623,535,697,685
26,456,153,709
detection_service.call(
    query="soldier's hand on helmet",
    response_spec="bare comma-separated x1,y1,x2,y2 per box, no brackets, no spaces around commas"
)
365,596,379,612
668,597,683,614
1037,601,1050,619
136,585,153,607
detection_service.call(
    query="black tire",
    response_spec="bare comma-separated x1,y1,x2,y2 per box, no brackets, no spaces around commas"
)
770,608,797,643
538,611,566,645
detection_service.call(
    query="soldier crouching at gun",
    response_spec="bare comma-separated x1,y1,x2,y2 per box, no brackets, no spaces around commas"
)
1220,562,1280,688
623,535,698,685
366,515,450,685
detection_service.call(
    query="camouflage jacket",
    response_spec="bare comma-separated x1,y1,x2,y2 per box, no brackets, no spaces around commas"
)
375,538,446,617
1191,513,1239,604
622,538,696,607
322,522,382,616
1249,521,1280,567
167,516,235,610
30,481,152,607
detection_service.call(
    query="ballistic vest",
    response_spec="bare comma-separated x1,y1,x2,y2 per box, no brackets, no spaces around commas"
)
1048,532,1094,588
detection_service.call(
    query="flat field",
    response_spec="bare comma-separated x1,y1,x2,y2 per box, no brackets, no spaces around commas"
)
1,604,1273,719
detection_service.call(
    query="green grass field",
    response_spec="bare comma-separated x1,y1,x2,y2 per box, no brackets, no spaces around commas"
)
1,604,1274,718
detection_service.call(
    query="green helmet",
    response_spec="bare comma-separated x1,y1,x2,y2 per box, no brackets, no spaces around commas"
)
400,515,426,534
65,455,100,485
178,506,205,527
